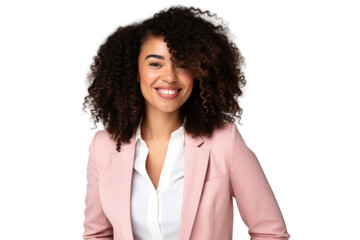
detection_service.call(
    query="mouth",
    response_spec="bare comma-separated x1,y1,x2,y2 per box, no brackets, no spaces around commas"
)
155,88,182,99
155,88,181,94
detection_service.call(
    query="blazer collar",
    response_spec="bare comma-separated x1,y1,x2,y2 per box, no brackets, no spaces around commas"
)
111,129,210,240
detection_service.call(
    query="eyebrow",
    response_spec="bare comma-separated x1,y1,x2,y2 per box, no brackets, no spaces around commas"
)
145,54,165,60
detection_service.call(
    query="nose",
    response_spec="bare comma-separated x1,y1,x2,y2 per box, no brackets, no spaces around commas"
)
161,64,178,83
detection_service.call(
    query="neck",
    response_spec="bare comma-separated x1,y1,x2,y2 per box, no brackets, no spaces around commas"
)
141,109,182,143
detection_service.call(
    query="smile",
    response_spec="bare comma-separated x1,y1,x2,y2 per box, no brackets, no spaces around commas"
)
155,88,181,99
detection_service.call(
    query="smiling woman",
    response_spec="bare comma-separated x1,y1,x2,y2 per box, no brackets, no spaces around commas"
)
82,5,290,240
82,6,248,153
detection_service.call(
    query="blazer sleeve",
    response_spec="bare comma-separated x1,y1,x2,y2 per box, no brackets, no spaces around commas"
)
229,124,291,240
83,132,114,240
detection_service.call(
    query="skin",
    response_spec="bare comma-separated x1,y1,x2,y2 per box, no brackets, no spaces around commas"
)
137,35,194,189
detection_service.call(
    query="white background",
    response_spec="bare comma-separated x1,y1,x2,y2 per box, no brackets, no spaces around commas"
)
0,0,359,239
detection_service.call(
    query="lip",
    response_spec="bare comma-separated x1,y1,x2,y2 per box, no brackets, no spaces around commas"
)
155,86,181,90
155,88,181,99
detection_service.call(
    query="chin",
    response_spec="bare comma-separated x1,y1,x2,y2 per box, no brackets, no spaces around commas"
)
157,105,182,114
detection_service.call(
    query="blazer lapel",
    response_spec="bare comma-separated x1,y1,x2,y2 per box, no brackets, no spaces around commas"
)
112,134,136,240
111,130,209,240
179,132,210,240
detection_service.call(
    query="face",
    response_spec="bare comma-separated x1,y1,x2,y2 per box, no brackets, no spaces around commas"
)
137,35,194,116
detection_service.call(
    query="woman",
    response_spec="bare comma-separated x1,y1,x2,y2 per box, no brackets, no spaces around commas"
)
82,6,290,240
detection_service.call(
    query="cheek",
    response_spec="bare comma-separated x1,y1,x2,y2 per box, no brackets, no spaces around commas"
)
139,70,161,84
184,72,194,85
178,70,193,83
185,77,194,90
183,79,194,99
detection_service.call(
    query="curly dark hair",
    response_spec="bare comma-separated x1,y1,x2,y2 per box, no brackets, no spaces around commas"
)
82,6,247,152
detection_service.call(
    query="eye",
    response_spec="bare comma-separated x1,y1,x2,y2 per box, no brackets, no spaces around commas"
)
149,62,161,67
176,64,186,69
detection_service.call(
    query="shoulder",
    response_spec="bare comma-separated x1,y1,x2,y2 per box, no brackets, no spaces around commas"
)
201,122,246,151
89,129,118,159
91,130,115,146
203,122,241,143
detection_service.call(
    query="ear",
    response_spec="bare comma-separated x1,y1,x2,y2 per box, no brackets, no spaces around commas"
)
136,74,140,83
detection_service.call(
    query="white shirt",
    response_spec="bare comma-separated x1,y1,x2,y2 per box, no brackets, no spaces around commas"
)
130,122,185,240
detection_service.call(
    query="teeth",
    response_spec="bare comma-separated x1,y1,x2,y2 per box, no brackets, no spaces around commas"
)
158,89,178,95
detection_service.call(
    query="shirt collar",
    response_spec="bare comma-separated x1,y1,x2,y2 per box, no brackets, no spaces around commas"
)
135,118,184,143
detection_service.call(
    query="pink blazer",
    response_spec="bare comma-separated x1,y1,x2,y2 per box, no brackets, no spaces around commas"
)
83,122,290,240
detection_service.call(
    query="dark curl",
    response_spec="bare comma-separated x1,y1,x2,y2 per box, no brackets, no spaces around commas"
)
82,6,247,152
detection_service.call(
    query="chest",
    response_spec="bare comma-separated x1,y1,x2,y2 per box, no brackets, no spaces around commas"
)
145,141,170,189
